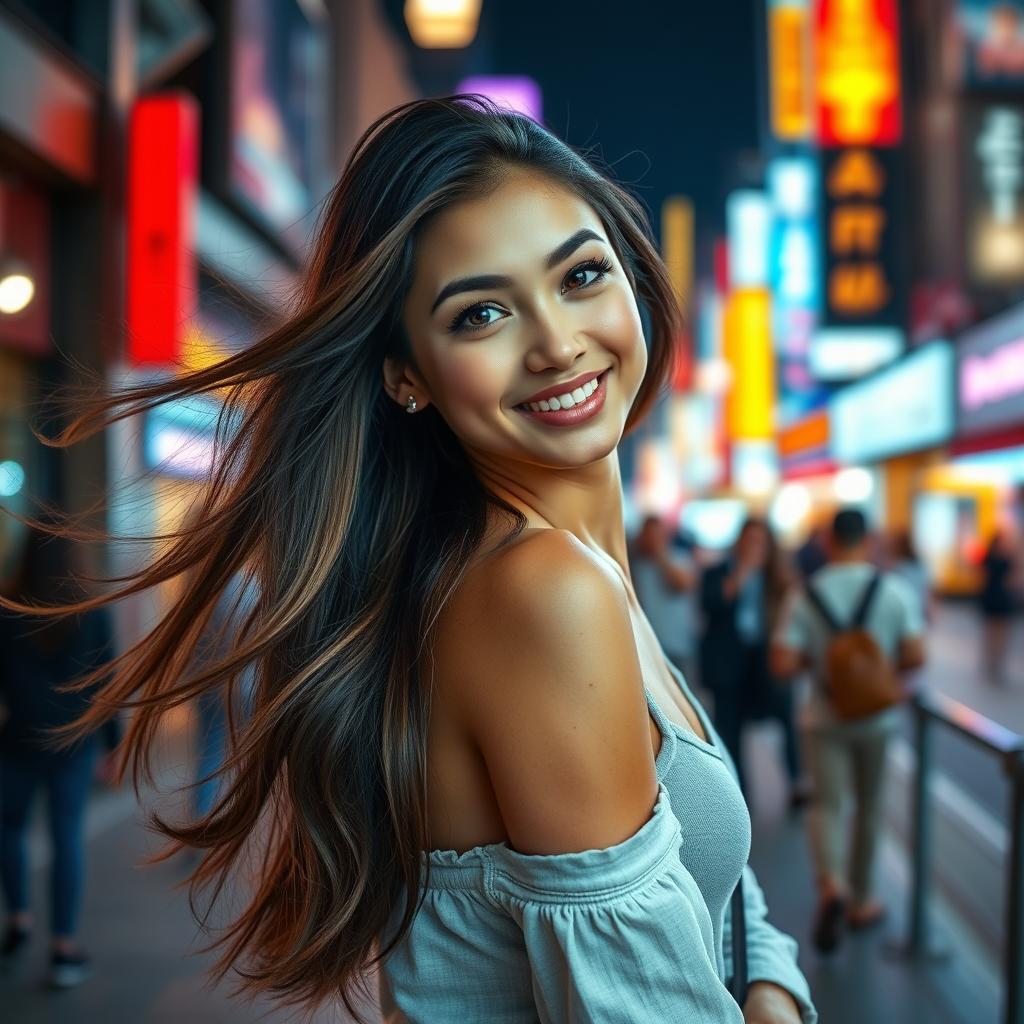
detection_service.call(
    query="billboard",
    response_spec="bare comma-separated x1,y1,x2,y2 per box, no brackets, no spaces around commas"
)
955,1,1024,91
830,341,955,463
956,301,1024,437
814,0,902,147
963,101,1024,288
225,0,326,253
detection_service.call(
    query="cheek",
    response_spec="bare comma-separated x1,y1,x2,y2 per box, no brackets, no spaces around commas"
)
594,288,647,374
426,345,514,411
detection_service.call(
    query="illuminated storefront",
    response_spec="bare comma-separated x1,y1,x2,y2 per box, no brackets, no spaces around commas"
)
917,302,1024,593
0,9,96,584
828,340,955,540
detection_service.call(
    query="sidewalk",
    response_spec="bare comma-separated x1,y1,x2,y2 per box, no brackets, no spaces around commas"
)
0,723,363,1023
920,600,1024,729
743,722,1001,1024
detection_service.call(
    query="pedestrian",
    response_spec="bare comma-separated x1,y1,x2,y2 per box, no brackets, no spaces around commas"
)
630,513,699,686
700,518,808,807
9,97,816,1022
888,530,933,624
978,528,1020,684
772,508,925,954
796,524,829,582
0,518,119,988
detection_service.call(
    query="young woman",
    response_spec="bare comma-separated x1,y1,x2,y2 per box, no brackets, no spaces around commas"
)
701,520,806,807
3,98,815,1022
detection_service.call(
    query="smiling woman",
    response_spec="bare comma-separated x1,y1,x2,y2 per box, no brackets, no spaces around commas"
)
0,97,815,1023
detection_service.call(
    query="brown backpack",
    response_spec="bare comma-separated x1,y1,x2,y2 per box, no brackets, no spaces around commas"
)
806,573,904,721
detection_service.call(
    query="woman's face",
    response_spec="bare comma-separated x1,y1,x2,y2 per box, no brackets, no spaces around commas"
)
395,168,647,471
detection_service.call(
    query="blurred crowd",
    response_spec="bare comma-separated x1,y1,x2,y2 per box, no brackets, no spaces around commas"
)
628,505,1020,954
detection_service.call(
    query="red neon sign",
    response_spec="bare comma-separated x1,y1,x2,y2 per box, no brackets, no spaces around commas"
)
126,93,199,366
815,0,902,147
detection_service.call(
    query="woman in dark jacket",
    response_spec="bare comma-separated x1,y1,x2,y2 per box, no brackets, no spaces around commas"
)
700,518,807,806
0,520,118,987
979,529,1020,684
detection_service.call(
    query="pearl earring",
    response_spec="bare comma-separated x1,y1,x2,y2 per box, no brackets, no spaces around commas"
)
405,395,418,414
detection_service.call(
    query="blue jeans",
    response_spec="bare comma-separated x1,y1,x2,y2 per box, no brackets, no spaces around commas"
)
0,743,97,936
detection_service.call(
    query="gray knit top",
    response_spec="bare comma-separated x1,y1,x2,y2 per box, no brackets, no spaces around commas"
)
379,662,817,1023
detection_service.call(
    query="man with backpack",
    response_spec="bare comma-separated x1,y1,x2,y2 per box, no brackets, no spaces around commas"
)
771,509,925,955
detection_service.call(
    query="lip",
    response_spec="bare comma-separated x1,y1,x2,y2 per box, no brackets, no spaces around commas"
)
514,370,609,427
517,368,608,407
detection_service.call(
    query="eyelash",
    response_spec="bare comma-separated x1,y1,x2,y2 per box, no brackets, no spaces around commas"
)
446,257,615,334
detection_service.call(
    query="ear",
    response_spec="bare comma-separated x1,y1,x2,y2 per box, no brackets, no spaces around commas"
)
382,357,432,412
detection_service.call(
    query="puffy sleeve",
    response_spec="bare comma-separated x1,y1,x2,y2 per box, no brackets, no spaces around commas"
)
484,786,745,1024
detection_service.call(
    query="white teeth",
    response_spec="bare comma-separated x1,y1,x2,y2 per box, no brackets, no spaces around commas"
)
522,374,603,412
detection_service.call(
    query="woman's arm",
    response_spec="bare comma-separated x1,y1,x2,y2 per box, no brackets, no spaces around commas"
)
457,529,658,856
450,529,746,1021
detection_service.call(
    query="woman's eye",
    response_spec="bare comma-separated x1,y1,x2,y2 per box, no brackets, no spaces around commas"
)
563,259,612,292
449,303,506,333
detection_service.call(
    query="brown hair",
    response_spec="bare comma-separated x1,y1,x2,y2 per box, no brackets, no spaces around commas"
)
0,97,682,1018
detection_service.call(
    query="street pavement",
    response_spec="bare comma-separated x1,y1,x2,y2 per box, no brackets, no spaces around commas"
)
904,599,1024,822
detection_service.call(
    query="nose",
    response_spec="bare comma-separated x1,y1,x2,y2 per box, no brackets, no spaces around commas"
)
523,303,587,373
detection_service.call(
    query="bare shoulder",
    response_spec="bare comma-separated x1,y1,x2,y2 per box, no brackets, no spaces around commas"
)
434,529,657,855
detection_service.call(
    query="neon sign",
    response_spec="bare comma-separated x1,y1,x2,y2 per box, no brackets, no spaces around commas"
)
815,0,902,147
769,4,812,141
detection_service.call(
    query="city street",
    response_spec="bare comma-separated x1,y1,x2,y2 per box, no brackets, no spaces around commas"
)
2,606,1018,1023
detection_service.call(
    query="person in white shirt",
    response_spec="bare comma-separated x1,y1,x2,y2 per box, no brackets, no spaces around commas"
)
771,509,925,954
630,515,698,684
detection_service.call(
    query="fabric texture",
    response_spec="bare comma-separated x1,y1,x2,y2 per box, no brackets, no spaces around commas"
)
777,563,924,729
379,662,816,1023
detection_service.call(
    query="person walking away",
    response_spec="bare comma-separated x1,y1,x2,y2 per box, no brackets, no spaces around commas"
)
0,520,119,987
978,529,1019,684
630,514,699,686
772,509,925,954
701,519,807,805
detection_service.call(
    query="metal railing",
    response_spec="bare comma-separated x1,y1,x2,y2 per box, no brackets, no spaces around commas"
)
906,690,1024,1024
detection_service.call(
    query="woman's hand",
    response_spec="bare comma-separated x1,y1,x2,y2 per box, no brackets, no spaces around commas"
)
743,980,803,1024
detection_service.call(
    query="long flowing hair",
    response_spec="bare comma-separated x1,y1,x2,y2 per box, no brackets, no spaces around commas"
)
0,97,682,1017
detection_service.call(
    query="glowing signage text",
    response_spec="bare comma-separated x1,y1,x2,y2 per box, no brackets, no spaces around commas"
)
815,0,902,147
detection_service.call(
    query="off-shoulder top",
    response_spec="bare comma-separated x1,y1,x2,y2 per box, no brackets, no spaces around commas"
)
378,661,817,1023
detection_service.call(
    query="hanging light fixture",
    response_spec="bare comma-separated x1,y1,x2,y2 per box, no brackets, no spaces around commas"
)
0,257,35,315
404,0,482,48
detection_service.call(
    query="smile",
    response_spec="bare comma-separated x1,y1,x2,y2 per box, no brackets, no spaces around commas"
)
514,370,609,426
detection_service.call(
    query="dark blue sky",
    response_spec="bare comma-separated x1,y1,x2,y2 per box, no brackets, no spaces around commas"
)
388,0,763,260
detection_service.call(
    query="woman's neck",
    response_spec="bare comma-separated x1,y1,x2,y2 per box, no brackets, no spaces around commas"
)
472,451,630,575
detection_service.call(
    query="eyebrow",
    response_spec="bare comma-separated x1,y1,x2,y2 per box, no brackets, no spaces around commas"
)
430,228,607,314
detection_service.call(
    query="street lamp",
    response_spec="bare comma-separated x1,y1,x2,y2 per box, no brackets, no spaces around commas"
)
0,257,35,315
404,0,482,48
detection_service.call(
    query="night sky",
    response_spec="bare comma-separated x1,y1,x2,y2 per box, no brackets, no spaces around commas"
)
385,0,763,264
